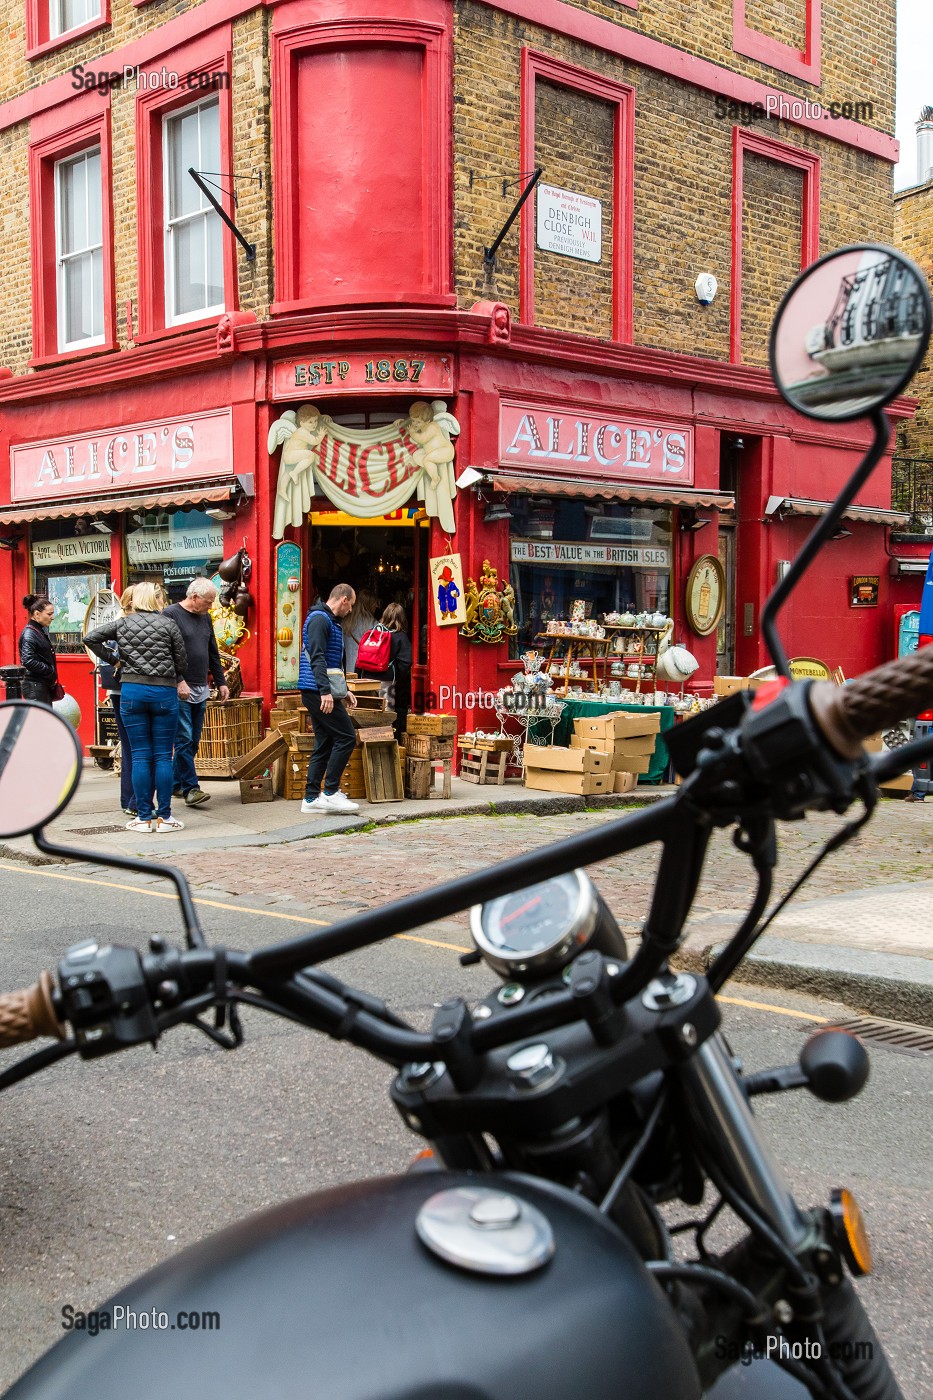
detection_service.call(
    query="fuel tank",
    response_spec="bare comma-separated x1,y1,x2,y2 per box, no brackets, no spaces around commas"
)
6,1171,701,1400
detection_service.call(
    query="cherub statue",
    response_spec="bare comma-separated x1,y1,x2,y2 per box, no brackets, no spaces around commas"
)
268,404,330,537
406,400,460,535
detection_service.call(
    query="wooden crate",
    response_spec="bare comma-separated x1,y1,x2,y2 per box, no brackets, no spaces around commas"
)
459,748,508,785
406,713,457,737
281,752,311,800
407,734,455,759
270,707,308,734
359,726,397,743
239,775,275,804
196,697,263,777
231,730,289,781
362,739,404,802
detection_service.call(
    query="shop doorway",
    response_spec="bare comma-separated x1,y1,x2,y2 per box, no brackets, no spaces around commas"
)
309,509,430,668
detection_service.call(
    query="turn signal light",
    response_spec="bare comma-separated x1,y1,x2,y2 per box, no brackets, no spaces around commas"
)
830,1187,873,1276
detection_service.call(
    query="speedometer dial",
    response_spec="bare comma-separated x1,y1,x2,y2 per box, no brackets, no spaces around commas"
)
471,872,600,980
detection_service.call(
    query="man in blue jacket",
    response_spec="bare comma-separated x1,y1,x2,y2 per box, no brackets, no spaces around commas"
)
299,582,360,813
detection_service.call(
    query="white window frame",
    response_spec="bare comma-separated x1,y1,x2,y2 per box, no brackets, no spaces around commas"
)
54,148,104,353
163,97,225,327
49,0,101,39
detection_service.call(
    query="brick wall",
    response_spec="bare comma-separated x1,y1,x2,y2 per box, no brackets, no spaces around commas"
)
744,0,807,51
894,182,933,462
533,79,615,338
452,0,894,364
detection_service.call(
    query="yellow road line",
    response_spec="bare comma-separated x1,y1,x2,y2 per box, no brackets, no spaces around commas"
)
0,859,468,952
0,862,835,1013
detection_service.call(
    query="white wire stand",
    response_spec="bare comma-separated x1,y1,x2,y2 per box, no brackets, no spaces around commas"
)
495,697,566,770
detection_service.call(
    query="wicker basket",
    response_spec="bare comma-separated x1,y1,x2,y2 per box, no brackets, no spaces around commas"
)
196,697,263,777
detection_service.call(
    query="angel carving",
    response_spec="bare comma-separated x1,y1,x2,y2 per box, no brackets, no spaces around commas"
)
268,405,330,538
407,400,460,535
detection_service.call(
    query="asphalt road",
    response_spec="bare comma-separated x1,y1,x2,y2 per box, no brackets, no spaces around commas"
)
0,859,930,1397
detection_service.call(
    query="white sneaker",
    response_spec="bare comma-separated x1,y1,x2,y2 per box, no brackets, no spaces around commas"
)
322,791,359,812
301,795,331,814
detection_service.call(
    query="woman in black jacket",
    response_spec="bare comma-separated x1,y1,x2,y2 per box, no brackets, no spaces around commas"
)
85,582,187,834
18,594,61,706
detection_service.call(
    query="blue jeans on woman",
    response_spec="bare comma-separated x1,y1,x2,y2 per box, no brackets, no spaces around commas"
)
120,683,180,821
109,693,136,812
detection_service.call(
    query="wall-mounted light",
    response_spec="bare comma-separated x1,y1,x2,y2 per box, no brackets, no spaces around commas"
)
456,466,485,489
205,507,236,521
831,527,853,542
90,518,113,534
484,500,512,524
0,531,22,551
679,510,712,533
776,559,792,582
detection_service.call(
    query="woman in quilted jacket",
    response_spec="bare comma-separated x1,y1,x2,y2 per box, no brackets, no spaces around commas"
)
85,582,187,833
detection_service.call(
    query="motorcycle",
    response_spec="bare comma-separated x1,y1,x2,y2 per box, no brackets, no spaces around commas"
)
1,243,931,1400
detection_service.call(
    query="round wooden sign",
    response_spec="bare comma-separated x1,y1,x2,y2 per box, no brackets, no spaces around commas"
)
684,554,725,637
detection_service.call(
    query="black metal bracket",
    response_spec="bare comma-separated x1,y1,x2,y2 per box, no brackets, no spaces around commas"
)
188,168,256,262
483,166,543,283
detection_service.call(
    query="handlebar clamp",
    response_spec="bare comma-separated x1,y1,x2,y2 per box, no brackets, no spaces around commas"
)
740,681,863,821
58,941,159,1057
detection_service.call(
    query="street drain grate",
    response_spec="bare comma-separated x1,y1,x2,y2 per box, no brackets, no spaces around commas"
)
820,1017,933,1058
66,825,127,836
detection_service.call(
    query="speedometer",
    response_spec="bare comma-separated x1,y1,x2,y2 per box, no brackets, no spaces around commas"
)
470,871,626,981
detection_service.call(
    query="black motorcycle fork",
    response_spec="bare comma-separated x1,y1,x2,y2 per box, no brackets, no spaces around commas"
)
679,1033,811,1252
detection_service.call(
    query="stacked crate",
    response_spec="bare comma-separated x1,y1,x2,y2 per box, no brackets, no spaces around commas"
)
405,715,457,798
570,711,661,793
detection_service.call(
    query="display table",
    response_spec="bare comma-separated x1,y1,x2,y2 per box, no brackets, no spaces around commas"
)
542,701,676,783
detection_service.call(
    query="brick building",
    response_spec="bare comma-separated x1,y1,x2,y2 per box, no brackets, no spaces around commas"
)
0,0,917,747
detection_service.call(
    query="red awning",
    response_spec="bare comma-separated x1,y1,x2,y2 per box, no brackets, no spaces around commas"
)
763,495,909,528
488,473,734,510
0,482,238,527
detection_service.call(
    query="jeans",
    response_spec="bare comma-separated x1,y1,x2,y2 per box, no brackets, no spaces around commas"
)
301,690,356,798
109,693,136,811
120,683,180,821
173,698,208,795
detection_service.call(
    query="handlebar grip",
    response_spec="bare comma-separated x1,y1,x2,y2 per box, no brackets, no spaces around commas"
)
0,972,65,1049
808,646,933,760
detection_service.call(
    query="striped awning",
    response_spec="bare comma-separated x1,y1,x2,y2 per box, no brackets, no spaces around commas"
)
0,482,238,527
763,495,910,528
488,473,735,510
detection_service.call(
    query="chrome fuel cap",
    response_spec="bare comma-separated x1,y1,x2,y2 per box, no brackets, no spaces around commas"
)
415,1187,555,1276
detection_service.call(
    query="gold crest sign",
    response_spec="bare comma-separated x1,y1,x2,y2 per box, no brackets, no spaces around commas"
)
429,553,466,626
460,560,518,644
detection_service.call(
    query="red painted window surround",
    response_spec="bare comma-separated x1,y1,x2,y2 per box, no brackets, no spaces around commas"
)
25,0,110,62
730,128,820,364
134,30,237,342
733,0,821,85
28,93,118,366
270,17,454,313
520,49,634,342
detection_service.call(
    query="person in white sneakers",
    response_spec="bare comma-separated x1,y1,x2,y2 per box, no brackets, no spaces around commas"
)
298,583,360,815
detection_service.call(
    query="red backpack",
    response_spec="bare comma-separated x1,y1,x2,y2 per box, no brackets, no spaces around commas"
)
356,624,392,673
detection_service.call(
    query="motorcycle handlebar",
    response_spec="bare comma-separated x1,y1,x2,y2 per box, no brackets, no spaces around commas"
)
0,972,65,1048
808,645,933,760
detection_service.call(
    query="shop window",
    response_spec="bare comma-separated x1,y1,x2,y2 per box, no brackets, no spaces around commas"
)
29,105,116,364
26,0,108,58
55,148,104,351
134,33,235,339
51,0,100,38
508,497,672,656
520,51,634,341
164,99,224,325
31,520,112,654
126,507,226,602
271,21,452,312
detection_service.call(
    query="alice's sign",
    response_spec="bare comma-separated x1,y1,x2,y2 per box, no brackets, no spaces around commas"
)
11,409,234,504
536,184,602,263
126,524,224,565
272,353,453,401
500,402,693,485
511,539,671,568
32,534,111,567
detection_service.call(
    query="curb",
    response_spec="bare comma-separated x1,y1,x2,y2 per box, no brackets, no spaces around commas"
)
677,935,933,1029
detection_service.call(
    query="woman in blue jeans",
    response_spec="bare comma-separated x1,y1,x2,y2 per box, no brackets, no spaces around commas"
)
85,582,187,833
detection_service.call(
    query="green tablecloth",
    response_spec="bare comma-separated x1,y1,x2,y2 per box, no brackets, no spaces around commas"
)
540,701,675,783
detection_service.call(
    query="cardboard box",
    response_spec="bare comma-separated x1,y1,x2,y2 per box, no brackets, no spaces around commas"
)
613,771,638,794
611,753,652,775
879,772,913,792
573,712,661,741
523,769,613,795
713,675,766,696
406,713,458,737
570,734,655,757
523,745,610,774
274,694,304,711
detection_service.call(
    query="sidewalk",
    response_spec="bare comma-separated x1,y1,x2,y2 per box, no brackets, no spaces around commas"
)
3,763,932,1026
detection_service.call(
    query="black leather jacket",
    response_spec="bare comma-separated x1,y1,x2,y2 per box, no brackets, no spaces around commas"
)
18,621,58,687
85,613,186,687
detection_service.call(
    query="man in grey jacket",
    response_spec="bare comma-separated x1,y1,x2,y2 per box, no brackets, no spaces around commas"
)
164,579,229,806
